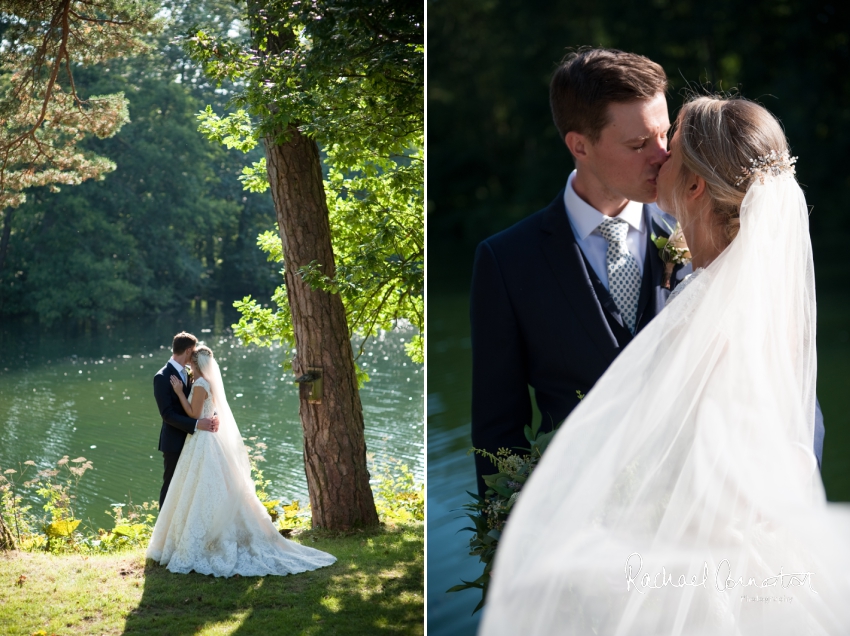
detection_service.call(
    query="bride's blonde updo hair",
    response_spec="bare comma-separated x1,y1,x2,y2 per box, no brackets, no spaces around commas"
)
673,95,791,243
191,344,214,377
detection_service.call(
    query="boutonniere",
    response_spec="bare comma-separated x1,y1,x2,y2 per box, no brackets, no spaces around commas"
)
651,220,691,290
185,366,194,383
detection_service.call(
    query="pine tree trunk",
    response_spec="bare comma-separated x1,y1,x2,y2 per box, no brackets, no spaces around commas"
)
264,125,379,530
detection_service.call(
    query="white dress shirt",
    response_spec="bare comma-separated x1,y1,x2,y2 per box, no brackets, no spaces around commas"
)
563,170,646,291
168,358,187,384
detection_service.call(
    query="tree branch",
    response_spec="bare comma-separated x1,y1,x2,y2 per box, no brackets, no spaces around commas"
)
29,0,72,138
69,9,133,26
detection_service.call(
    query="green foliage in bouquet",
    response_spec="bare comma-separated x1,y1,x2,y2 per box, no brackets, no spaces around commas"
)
448,390,583,613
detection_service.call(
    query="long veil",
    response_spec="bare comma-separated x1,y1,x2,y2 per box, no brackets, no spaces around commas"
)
480,176,850,634
201,356,278,544
204,356,252,485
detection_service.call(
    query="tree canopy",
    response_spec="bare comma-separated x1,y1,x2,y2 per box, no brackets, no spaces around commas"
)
0,0,159,211
188,0,424,369
0,1,280,322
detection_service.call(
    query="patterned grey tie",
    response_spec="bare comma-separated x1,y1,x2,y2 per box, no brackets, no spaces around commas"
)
598,217,641,334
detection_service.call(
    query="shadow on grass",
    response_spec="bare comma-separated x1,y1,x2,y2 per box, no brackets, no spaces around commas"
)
122,524,424,635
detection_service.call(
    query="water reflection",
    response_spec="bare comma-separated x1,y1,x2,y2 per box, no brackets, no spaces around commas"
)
1,381,77,470
0,303,423,530
427,294,482,635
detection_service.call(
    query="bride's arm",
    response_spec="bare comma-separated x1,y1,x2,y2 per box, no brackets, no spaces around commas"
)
169,376,207,419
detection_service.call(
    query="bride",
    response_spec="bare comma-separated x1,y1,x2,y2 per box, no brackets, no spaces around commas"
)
480,96,850,634
146,344,336,577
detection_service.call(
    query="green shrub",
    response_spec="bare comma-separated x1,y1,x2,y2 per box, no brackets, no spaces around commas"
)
0,450,422,555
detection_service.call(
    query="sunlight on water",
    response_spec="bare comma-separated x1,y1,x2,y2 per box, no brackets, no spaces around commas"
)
0,306,423,529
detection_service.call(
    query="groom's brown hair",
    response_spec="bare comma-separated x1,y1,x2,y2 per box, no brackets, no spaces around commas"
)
172,331,198,355
550,48,667,143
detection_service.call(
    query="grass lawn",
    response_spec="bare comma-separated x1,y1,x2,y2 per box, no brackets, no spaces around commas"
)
0,523,423,635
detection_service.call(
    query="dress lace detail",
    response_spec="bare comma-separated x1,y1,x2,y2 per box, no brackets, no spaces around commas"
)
189,377,216,418
146,375,335,577
666,267,705,306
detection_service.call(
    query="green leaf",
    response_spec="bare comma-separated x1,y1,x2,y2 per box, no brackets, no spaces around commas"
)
113,523,147,539
43,519,80,538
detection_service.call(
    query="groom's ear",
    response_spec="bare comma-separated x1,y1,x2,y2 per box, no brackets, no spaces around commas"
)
565,131,589,160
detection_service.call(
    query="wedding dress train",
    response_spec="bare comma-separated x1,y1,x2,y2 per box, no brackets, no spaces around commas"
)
146,374,336,577
480,175,850,634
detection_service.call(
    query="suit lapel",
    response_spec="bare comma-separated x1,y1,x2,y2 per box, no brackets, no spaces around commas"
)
167,360,191,398
635,205,661,330
635,205,675,331
540,193,620,365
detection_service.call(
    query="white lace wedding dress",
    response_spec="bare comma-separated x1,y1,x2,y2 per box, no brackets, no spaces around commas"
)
146,375,336,577
480,176,850,634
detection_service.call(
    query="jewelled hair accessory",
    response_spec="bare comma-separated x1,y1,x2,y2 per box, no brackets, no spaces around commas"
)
191,345,214,360
734,150,797,187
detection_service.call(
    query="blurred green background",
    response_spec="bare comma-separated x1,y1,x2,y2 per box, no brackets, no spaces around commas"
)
0,1,279,324
426,1,850,632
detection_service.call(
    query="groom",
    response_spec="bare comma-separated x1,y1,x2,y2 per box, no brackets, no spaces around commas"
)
469,48,824,496
153,331,219,508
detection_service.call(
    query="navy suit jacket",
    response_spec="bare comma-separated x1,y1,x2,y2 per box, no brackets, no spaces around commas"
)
154,362,197,454
470,190,824,497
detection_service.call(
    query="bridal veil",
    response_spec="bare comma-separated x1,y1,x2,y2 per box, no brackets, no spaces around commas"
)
480,174,850,634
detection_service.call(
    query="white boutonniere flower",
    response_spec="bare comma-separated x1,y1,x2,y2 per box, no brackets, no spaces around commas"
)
651,221,691,289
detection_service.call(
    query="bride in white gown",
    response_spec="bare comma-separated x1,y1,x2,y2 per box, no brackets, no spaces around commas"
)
146,345,336,577
480,96,850,634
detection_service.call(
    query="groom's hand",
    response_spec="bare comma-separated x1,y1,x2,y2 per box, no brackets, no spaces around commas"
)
197,416,219,433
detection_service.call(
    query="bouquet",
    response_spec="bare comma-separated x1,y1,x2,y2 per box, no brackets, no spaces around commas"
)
448,391,583,613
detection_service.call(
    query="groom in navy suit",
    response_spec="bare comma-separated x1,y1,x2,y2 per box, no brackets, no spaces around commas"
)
153,331,218,508
470,48,824,496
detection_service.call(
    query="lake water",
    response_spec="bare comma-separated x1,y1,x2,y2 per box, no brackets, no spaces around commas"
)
427,293,482,636
427,287,850,636
0,302,424,530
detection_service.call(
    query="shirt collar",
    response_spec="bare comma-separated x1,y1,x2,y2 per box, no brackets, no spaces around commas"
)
563,170,645,240
168,358,185,375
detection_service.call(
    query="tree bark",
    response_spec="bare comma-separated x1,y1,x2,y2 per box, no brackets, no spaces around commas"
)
264,125,379,530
